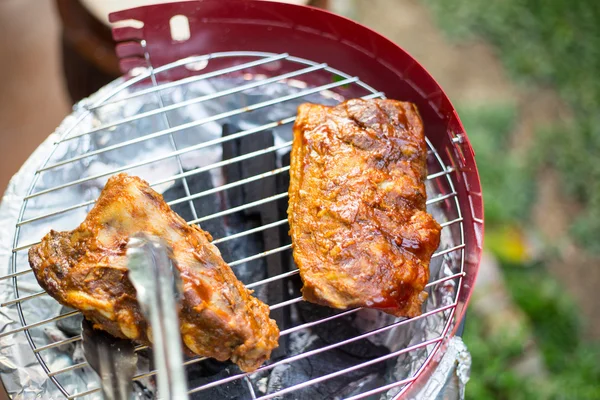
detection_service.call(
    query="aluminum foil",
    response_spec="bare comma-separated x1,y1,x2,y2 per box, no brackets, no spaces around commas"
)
0,66,470,399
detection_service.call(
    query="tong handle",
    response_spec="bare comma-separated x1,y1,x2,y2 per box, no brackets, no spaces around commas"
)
81,319,137,400
127,234,189,400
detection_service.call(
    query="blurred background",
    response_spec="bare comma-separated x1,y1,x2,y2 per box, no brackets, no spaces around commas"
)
0,0,598,398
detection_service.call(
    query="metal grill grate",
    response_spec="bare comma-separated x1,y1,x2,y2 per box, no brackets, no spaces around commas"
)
0,51,466,399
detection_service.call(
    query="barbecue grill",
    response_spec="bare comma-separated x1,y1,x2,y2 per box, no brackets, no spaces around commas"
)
0,1,483,398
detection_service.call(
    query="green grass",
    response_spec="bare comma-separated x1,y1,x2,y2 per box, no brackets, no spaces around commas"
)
424,0,600,253
463,312,547,400
448,102,600,398
502,262,600,400
454,103,536,227
465,261,600,400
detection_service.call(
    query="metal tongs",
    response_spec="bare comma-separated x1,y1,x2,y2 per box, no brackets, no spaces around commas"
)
127,234,189,399
82,234,189,399
81,320,137,400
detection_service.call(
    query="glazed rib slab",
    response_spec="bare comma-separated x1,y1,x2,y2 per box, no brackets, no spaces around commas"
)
29,173,279,372
288,99,441,317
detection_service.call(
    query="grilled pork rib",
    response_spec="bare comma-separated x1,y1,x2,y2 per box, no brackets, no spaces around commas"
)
288,99,441,317
29,173,279,372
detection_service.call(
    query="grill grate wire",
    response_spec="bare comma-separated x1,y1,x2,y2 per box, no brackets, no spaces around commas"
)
0,52,466,399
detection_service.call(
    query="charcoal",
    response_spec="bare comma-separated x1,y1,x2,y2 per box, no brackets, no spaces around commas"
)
265,331,387,399
187,360,251,400
160,166,266,289
132,381,155,399
212,124,265,299
56,306,82,337
221,123,245,226
222,123,290,354
161,170,230,261
296,302,389,359
276,150,294,276
236,124,283,289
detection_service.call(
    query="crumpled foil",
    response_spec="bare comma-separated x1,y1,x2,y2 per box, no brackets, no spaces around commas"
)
411,337,471,400
0,67,470,399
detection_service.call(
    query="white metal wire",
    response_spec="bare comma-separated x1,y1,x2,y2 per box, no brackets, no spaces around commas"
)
68,287,461,399
1,216,464,308
1,51,467,399
1,186,460,292
142,39,200,224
